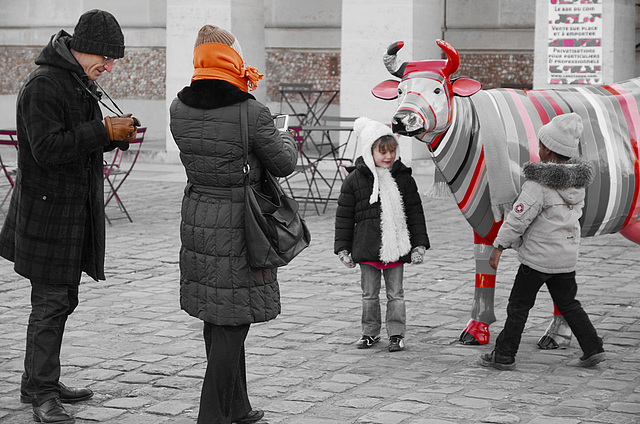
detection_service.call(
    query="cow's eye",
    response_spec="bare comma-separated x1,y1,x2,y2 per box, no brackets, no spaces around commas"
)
434,88,442,95
398,88,403,95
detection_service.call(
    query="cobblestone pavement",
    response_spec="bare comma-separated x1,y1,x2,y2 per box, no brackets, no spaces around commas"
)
0,161,639,424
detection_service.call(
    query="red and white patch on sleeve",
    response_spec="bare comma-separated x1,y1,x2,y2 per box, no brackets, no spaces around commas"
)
514,203,524,213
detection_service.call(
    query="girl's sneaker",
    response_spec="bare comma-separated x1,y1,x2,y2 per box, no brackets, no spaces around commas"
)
388,335,405,352
356,335,380,349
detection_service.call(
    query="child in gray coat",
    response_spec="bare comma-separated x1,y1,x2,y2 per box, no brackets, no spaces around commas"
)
479,113,605,370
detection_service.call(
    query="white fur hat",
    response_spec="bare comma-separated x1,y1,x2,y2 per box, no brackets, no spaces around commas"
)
538,113,583,158
353,117,397,204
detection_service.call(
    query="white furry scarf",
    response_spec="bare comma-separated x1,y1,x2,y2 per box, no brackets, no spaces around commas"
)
376,167,412,262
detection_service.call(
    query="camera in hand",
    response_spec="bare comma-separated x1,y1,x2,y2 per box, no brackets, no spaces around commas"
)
273,115,289,131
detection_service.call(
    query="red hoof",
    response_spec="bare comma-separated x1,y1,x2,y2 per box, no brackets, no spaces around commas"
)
459,320,490,345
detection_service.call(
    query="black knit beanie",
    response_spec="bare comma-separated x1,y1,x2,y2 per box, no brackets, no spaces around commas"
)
70,9,125,59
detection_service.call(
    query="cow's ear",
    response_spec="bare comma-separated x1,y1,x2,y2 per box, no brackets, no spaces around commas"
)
372,79,399,100
452,78,482,97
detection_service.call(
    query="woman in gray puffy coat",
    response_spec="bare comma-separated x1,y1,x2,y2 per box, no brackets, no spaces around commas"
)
169,25,297,424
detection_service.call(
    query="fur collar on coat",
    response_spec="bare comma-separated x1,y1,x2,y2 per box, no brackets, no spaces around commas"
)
523,160,594,189
177,79,254,109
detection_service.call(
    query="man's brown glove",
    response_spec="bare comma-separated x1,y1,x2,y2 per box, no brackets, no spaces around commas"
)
104,114,136,141
123,116,142,142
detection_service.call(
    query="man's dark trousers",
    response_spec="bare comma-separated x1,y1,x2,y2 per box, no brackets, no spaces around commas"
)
21,281,79,406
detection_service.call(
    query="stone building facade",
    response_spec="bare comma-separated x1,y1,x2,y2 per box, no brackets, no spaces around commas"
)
0,1,540,101
0,0,638,149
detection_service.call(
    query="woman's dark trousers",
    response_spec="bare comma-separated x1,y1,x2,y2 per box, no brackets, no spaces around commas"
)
21,281,79,406
198,322,252,424
495,264,601,359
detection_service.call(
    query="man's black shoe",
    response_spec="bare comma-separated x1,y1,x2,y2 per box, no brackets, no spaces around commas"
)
233,409,265,424
21,382,93,404
32,398,75,423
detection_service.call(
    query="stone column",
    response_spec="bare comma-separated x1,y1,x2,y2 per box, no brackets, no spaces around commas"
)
340,0,444,162
165,0,265,154
533,0,635,89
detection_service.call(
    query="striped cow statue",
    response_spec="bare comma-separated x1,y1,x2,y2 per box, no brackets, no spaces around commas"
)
372,39,640,348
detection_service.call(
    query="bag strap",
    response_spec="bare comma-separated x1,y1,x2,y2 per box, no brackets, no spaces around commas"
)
239,101,282,196
240,101,250,186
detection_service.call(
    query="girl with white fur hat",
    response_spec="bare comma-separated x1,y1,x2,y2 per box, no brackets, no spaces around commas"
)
334,117,430,352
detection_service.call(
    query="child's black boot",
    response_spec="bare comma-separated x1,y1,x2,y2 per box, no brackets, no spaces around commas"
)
479,350,516,370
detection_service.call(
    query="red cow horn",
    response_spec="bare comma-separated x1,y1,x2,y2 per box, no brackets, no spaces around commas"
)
383,41,407,78
437,39,459,78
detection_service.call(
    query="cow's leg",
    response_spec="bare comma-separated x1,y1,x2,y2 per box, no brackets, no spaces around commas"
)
620,221,640,245
537,222,640,349
459,230,498,345
537,302,573,349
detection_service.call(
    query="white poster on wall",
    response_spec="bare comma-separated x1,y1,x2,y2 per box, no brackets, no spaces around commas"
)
547,0,603,85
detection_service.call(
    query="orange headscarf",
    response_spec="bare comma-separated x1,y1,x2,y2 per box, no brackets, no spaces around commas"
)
191,42,263,92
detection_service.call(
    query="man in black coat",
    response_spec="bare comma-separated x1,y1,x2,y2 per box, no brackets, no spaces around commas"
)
0,9,138,424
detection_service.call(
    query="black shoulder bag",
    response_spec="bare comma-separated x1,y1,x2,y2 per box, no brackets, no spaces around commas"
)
240,101,311,268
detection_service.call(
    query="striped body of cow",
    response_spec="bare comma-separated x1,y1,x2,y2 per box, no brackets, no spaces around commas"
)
373,39,640,347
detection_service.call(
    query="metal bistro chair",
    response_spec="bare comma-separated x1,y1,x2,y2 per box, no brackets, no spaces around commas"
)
103,127,146,224
0,129,18,214
280,123,356,216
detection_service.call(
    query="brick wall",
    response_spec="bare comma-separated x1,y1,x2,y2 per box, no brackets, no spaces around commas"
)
266,50,341,103
1,47,534,99
455,53,534,89
265,51,535,101
0,47,39,94
100,48,166,100
0,47,166,100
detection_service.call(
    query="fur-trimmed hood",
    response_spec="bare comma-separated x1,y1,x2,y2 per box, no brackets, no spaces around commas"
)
523,160,594,205
523,160,594,189
177,79,254,109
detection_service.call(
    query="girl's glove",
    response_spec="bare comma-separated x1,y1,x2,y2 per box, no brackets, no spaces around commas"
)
338,250,356,268
411,246,427,264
